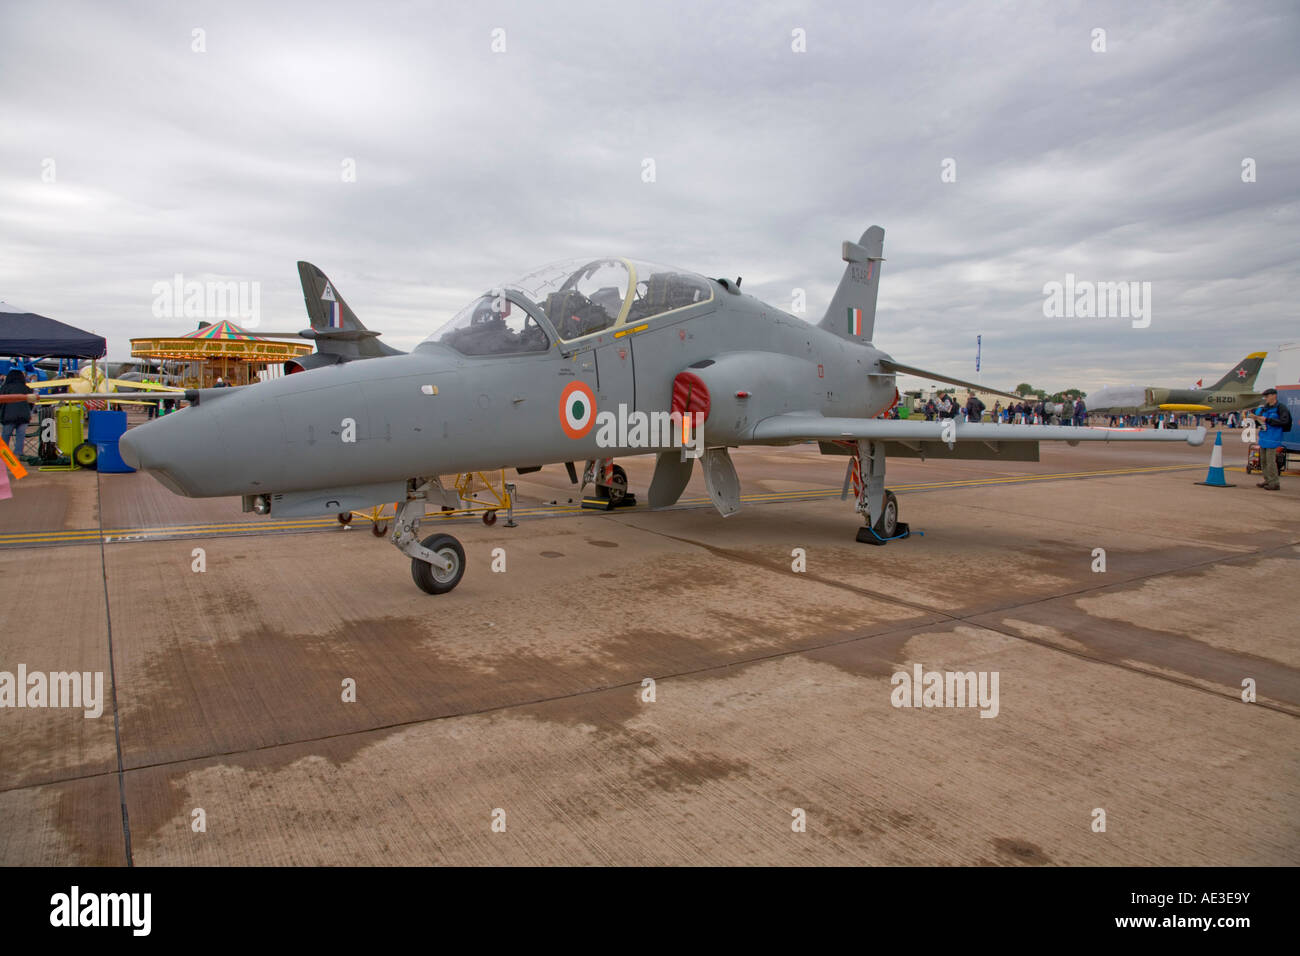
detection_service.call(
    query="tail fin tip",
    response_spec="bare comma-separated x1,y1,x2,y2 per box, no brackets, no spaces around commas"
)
1207,352,1267,392
820,224,885,342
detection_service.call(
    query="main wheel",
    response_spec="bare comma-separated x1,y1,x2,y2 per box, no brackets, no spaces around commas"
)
596,464,628,503
411,533,466,595
73,441,99,469
872,490,899,538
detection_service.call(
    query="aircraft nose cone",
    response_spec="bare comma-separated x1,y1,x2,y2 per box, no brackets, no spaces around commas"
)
116,414,213,496
118,428,144,470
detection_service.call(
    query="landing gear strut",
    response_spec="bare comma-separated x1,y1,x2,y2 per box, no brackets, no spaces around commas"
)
391,481,467,594
847,440,909,545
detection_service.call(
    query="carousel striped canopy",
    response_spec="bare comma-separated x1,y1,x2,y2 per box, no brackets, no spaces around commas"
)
182,320,265,341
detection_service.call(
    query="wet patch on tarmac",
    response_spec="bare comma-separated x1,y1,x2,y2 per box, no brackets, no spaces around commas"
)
976,549,1300,713
631,752,752,792
992,837,1053,865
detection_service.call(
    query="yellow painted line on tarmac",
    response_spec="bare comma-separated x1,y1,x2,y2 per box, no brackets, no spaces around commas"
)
0,463,1202,548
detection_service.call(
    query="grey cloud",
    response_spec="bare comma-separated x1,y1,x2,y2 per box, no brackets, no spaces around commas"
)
1,0,1296,390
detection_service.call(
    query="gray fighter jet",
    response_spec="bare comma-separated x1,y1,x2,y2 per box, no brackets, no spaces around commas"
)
119,226,1206,593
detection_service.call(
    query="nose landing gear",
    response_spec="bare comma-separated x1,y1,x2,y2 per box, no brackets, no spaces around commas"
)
391,482,467,594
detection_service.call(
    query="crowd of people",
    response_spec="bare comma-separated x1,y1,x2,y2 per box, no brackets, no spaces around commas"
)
919,392,1088,426
913,391,1265,431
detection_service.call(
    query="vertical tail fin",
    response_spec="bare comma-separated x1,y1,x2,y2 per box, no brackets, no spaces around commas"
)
298,261,366,332
1206,352,1266,392
819,225,885,343
295,261,402,361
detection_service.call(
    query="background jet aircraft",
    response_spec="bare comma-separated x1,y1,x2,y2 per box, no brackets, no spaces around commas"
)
254,262,405,374
118,225,1205,594
1089,353,1266,417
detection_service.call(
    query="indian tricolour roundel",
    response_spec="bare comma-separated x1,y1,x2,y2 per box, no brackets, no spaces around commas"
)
559,381,597,439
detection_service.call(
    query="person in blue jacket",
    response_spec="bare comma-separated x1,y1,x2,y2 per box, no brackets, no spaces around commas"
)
1249,387,1291,491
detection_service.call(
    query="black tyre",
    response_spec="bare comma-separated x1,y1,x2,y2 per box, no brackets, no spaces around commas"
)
872,490,899,538
596,464,628,503
482,510,497,526
337,512,353,525
73,441,99,470
371,522,388,537
411,533,466,595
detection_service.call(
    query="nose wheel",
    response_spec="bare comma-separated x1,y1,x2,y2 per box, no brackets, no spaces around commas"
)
410,533,466,595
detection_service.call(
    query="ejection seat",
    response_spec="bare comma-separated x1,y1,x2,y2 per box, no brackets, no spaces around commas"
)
626,272,701,323
544,290,611,340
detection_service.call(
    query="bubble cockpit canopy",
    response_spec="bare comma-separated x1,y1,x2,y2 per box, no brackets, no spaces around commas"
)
426,257,714,356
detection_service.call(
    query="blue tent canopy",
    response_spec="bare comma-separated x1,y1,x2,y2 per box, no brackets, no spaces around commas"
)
0,304,106,359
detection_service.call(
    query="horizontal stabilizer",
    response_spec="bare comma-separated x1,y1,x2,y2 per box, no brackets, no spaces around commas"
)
879,360,1021,401
300,328,384,340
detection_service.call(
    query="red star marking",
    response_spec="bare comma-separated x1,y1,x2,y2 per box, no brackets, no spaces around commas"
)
1236,368,1247,378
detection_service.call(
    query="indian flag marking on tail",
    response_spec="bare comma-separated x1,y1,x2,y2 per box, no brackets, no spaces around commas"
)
847,307,864,336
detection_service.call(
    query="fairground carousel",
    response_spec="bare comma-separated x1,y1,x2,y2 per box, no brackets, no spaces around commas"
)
130,320,312,387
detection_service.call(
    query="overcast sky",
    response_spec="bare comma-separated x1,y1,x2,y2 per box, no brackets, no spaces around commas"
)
2,0,1297,391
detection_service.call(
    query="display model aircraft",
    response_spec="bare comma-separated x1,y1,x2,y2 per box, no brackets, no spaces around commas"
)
117,225,1205,594
1088,353,1267,417
249,261,406,374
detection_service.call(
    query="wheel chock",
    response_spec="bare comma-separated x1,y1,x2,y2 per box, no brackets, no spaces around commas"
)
581,493,637,511
856,521,910,545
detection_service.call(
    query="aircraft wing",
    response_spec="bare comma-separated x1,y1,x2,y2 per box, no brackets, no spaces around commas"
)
102,378,184,392
751,414,1206,446
33,377,183,392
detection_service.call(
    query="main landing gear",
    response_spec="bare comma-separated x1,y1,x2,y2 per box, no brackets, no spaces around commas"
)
580,459,636,511
391,480,468,594
846,440,910,545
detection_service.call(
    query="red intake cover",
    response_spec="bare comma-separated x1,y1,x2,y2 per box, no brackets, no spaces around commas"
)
670,371,711,422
